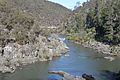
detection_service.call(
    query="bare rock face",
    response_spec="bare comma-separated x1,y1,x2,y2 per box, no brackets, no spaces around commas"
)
0,35,69,73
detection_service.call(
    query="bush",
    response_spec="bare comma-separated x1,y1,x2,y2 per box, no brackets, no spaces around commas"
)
4,61,11,67
14,34,29,45
39,53,50,59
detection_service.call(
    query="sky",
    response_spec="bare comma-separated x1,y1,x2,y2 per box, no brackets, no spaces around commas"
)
48,0,87,10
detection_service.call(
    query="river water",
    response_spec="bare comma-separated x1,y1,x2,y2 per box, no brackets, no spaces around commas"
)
1,35,120,80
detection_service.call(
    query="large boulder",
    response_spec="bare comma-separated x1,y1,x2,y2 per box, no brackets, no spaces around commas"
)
48,71,85,80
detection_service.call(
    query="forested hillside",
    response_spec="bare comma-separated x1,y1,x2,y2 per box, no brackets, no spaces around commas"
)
0,0,71,45
66,0,120,45
10,0,71,27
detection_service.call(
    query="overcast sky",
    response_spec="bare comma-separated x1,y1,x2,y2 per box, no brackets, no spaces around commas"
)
48,0,87,9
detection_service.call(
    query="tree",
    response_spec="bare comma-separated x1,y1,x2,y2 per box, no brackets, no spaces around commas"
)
74,1,81,9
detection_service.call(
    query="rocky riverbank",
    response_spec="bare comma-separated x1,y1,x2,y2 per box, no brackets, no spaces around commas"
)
68,38,120,56
0,35,69,73
82,40,120,56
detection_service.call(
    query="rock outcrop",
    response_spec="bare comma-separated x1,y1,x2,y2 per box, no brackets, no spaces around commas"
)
0,35,69,73
49,71,96,80
82,40,111,54
82,40,120,56
48,71,85,80
82,74,96,80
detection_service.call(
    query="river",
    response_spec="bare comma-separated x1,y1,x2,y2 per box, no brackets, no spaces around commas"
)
0,35,120,80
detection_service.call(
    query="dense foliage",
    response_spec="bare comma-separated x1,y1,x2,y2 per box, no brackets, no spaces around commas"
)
67,0,120,45
10,0,71,27
86,0,120,44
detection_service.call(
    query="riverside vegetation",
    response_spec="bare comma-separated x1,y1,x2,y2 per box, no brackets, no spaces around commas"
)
65,0,120,55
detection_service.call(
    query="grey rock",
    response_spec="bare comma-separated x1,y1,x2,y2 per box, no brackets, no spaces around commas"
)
82,40,111,55
48,71,85,80
0,35,69,73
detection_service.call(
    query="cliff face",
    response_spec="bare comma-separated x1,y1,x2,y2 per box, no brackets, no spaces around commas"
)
0,35,69,73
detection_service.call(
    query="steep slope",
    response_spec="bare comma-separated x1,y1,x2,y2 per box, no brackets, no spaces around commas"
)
65,0,120,55
66,0,120,45
10,0,71,27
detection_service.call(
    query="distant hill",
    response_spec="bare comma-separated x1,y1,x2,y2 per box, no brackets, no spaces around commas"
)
10,0,71,27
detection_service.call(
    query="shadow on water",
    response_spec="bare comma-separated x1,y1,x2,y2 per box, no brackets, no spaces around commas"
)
100,70,120,80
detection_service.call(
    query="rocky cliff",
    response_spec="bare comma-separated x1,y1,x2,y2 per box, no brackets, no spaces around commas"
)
0,35,69,73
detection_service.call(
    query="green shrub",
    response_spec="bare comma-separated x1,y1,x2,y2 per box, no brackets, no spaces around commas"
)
4,61,11,67
39,53,50,59
14,34,29,45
